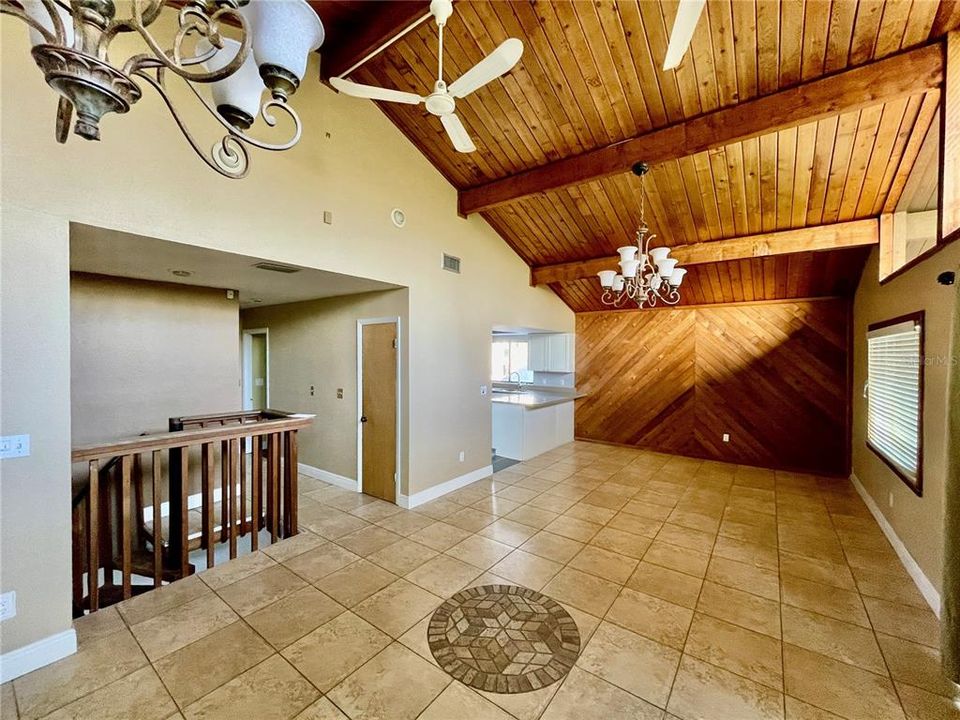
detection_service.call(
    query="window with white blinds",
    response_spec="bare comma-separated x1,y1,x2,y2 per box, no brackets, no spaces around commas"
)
866,313,923,492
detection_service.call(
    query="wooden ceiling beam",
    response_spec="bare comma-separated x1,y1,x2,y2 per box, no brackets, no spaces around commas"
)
460,43,944,216
313,1,428,81
530,219,879,286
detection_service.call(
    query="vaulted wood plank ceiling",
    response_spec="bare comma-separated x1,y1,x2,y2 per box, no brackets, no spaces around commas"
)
318,1,960,311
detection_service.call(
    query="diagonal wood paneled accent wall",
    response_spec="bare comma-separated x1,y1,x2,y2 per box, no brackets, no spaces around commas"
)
575,299,850,475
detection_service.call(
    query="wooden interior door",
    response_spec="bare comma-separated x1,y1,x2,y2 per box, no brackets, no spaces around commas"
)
361,322,397,503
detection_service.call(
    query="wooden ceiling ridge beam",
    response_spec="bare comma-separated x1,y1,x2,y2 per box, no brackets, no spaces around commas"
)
459,42,945,216
530,219,880,286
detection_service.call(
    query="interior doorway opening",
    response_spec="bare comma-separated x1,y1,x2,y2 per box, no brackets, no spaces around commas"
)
242,328,269,411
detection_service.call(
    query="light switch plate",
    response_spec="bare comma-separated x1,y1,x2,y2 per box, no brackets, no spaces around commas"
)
0,591,16,621
480,385,488,396
0,435,30,459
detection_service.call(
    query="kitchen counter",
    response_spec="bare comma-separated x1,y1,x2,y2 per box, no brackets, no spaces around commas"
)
491,386,585,461
491,389,587,409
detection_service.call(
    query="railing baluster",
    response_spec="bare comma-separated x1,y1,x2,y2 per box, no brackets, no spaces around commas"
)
229,437,239,559
268,433,279,543
72,495,85,617
283,430,299,538
178,449,189,577
202,442,215,569
251,435,261,552
121,455,132,600
239,441,247,537
219,440,229,543
88,459,99,612
151,450,162,588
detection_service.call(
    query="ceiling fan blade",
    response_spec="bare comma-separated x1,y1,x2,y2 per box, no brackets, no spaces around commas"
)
329,76,422,105
448,38,523,98
440,113,476,153
663,0,706,70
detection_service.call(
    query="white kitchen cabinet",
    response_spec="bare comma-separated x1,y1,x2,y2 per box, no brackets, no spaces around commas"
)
528,334,548,372
528,333,575,372
492,401,575,460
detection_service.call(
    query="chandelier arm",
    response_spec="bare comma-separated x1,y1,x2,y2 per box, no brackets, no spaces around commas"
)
120,2,249,83
99,0,166,46
123,42,218,76
38,0,66,44
55,95,72,143
131,66,249,179
131,59,302,156
0,1,58,44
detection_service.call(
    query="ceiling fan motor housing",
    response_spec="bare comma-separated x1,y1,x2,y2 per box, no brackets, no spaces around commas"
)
425,82,456,116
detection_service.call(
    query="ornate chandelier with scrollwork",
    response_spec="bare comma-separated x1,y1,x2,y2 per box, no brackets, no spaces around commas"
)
597,162,687,308
1,0,324,178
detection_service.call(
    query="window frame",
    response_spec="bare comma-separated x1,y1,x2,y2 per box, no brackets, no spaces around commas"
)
865,311,925,497
491,338,532,383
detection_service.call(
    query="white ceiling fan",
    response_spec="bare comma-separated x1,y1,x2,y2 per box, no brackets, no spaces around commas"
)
663,0,707,71
329,0,523,154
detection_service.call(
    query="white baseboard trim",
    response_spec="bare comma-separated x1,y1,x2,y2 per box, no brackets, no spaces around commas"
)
849,473,941,616
398,465,494,509
299,463,358,492
0,628,77,683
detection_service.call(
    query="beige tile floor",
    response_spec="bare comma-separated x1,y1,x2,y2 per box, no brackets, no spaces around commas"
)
3,442,958,720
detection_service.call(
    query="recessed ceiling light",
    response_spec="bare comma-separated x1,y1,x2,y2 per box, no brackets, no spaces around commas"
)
170,269,192,277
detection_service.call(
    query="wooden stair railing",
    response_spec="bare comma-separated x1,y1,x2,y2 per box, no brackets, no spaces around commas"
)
71,410,313,615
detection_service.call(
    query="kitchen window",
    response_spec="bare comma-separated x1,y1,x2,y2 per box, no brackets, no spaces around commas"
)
866,312,924,495
492,340,533,383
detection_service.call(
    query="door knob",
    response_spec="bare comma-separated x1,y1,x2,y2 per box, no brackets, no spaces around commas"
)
360,416,368,423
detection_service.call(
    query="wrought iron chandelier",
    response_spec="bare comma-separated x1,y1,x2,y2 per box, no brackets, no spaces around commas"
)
597,162,687,308
1,0,324,178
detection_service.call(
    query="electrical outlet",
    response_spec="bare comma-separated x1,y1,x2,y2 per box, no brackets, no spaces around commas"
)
0,591,16,621
458,451,465,462
0,435,30,459
722,433,730,443
336,388,343,399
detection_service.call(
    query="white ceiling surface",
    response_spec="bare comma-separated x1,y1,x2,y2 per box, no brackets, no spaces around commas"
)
70,223,400,308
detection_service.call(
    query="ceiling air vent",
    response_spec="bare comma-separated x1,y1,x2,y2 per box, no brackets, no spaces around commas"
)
253,262,301,274
442,253,461,274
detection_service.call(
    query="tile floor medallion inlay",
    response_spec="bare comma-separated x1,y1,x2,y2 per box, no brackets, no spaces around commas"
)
427,584,580,694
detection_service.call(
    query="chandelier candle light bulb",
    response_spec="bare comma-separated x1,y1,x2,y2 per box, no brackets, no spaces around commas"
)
595,162,685,308
657,258,678,278
598,270,617,288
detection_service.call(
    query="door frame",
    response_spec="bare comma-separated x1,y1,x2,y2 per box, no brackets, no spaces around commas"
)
356,316,402,499
241,328,270,411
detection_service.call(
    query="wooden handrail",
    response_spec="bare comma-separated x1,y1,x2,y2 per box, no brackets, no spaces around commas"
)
169,409,295,430
72,413,314,462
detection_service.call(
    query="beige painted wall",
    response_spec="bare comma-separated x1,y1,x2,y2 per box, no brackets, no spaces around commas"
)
71,273,241,444
852,243,960,592
0,11,572,655
0,207,74,658
241,289,409,483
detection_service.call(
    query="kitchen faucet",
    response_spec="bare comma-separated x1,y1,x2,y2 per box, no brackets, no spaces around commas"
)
508,371,525,391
